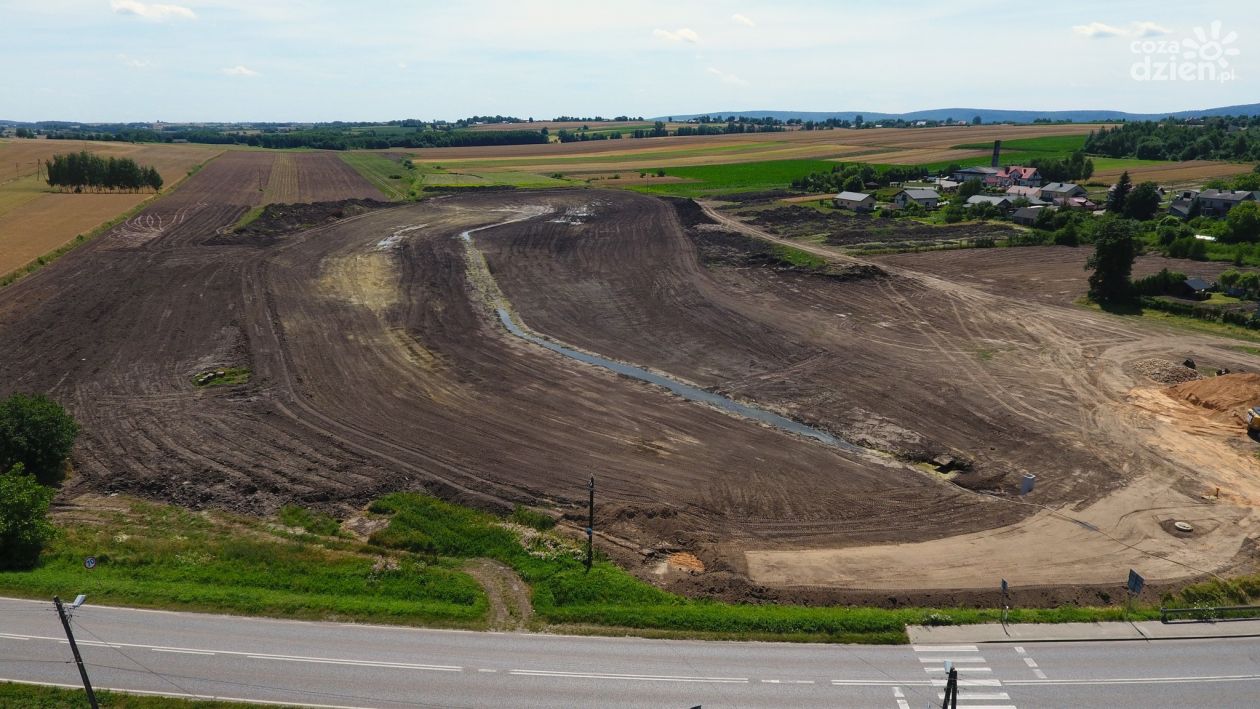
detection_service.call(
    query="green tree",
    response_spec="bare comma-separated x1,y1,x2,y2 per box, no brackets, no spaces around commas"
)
958,178,983,199
1123,182,1162,221
1225,202,1260,243
841,174,864,193
1086,217,1138,306
1106,171,1132,214
0,394,80,487
0,465,55,570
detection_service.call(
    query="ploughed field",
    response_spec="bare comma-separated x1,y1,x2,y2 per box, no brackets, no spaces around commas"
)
4,171,1258,598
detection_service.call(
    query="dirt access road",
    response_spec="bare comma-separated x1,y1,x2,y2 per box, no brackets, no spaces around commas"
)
2,175,1257,602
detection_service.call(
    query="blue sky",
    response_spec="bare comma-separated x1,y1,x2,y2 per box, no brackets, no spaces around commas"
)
0,0,1255,122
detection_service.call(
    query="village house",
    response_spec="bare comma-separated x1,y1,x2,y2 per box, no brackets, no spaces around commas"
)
965,194,1013,212
892,188,940,210
984,166,1042,188
1039,182,1088,204
1011,205,1053,226
1196,189,1258,217
833,191,876,212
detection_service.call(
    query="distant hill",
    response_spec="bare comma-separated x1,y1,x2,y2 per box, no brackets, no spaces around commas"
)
655,104,1260,124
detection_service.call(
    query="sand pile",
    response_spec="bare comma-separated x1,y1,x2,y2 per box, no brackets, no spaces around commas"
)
1166,373,1260,414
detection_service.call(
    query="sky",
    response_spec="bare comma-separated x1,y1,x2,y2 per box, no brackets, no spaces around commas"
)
0,0,1256,122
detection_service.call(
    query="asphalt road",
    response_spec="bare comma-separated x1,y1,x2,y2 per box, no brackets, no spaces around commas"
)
3,597,1260,708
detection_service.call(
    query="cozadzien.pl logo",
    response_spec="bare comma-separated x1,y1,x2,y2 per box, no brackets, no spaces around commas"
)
1131,21,1239,83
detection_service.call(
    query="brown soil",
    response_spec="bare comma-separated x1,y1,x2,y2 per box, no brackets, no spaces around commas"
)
462,558,533,631
1168,373,1260,416
875,246,1237,305
5,173,1260,605
744,204,1018,247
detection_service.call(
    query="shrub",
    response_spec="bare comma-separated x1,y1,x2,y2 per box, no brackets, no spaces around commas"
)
0,465,55,570
0,394,79,486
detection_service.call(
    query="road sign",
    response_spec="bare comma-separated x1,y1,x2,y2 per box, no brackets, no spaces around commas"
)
1127,569,1145,595
83,557,96,570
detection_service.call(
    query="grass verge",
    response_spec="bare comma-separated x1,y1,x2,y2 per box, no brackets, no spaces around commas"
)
364,493,1161,643
0,682,296,708
0,498,486,627
339,152,414,201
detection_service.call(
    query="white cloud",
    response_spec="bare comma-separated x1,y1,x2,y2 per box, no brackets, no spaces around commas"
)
110,0,196,21
653,27,699,43
1072,22,1125,38
117,53,152,69
1132,21,1171,37
1073,20,1172,38
221,65,259,77
732,14,755,27
706,66,748,86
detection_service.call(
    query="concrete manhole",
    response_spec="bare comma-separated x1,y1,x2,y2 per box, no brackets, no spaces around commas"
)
1173,521,1194,533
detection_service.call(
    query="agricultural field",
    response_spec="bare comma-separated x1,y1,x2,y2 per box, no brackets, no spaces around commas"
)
0,139,222,277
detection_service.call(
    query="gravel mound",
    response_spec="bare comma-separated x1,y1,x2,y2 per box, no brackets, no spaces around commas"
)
1131,358,1202,384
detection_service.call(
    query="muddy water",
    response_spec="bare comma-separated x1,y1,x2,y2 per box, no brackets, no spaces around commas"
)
459,214,861,454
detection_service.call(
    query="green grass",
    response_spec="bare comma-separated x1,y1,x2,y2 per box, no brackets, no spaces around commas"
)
191,367,251,388
439,141,785,170
0,682,298,708
231,205,265,231
339,152,413,200
1090,156,1174,172
278,505,344,536
629,159,837,197
772,244,827,269
0,499,486,626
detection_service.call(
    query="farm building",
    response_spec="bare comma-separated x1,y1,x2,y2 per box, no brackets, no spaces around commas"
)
1197,189,1258,217
892,188,940,210
965,195,1013,212
1011,205,1053,226
833,191,876,212
1183,277,1213,299
951,166,999,183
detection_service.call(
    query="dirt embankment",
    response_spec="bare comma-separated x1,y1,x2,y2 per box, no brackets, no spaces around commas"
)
744,204,1018,247
1168,373,1260,418
217,199,394,244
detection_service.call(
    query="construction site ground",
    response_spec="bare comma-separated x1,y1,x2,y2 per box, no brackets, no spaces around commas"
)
2,166,1258,605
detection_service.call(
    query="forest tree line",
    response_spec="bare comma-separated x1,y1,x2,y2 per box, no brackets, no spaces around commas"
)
45,151,163,192
1084,116,1260,161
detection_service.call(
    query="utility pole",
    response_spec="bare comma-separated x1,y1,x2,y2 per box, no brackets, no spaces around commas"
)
939,661,958,709
53,595,98,709
585,475,595,573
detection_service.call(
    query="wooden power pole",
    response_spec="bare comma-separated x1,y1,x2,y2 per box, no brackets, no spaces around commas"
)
53,595,99,709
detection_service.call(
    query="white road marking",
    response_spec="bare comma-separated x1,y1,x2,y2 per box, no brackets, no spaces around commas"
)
947,695,1013,705
931,678,1003,687
1023,657,1038,668
152,648,215,656
0,634,30,640
1033,669,1048,680
912,644,978,653
477,668,497,673
249,655,461,672
1014,646,1026,655
509,669,747,683
1007,674,1260,686
919,655,987,663
925,666,993,673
